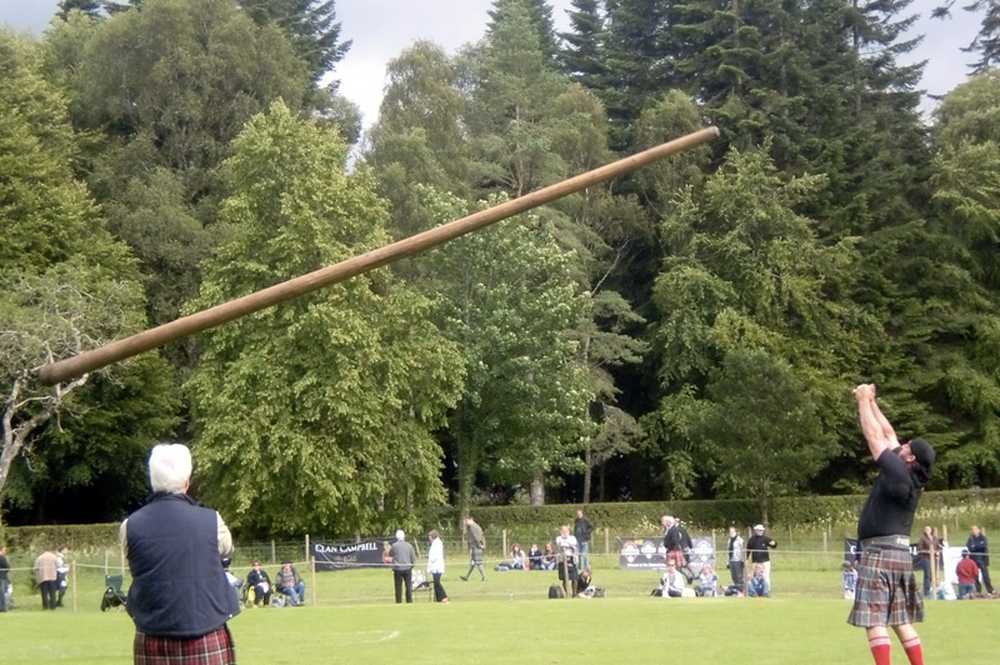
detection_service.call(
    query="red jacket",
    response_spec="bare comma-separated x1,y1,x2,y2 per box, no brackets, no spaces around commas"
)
956,557,980,585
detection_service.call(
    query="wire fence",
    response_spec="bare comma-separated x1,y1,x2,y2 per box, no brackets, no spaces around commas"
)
2,518,995,612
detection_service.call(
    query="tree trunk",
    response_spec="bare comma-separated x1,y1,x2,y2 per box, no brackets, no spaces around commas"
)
583,440,593,504
599,462,607,502
455,402,477,530
529,471,545,506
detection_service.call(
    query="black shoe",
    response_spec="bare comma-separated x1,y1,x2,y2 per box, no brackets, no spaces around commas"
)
459,575,468,581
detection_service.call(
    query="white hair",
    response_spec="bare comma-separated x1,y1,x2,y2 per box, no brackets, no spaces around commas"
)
395,529,405,541
149,443,192,494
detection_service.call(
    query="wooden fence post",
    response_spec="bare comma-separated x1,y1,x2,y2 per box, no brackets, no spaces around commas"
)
270,539,276,564
310,557,317,606
502,529,508,558
822,530,828,553
305,534,310,563
604,527,610,556
71,560,78,613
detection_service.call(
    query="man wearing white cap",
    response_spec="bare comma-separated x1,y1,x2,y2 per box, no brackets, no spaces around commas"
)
746,524,777,587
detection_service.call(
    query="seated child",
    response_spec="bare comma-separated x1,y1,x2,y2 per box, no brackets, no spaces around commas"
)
697,564,718,597
528,544,543,570
747,563,769,598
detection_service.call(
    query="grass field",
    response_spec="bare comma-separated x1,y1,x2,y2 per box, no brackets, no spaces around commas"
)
3,560,998,664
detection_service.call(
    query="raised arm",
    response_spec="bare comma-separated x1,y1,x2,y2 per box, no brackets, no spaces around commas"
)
868,389,900,450
855,384,892,461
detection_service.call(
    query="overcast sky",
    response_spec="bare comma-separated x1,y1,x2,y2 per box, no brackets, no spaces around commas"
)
1,0,984,130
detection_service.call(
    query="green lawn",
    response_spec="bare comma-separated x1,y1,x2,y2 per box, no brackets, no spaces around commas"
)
3,563,998,664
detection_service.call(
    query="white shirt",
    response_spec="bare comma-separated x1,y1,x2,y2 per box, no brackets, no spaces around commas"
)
662,570,686,594
555,534,579,560
427,537,445,574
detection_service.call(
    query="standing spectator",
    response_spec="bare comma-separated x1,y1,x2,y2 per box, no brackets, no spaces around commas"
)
460,517,486,582
727,526,746,587
555,525,579,596
916,526,935,598
843,561,859,600
427,530,448,603
664,516,693,568
966,525,993,595
0,544,10,612
746,524,777,585
956,549,980,599
574,509,594,571
698,564,719,597
275,561,305,607
55,546,69,608
121,443,239,664
747,564,770,598
389,530,416,604
34,549,59,610
246,561,272,606
222,559,242,602
527,543,543,570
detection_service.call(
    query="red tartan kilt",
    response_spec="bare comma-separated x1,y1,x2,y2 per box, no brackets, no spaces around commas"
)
667,550,686,568
134,625,236,665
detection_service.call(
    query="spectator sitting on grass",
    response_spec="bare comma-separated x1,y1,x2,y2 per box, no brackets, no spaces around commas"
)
247,560,272,606
495,544,528,572
541,543,557,571
528,544,543,570
842,561,859,600
511,544,527,570
697,564,718,597
748,563,769,598
275,561,305,606
956,549,980,599
660,560,686,598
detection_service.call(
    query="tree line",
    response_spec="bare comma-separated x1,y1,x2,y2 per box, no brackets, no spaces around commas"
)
2,0,999,536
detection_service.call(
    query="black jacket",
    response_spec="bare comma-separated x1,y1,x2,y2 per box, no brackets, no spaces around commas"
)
0,554,9,581
746,534,777,563
664,524,693,552
574,517,594,544
967,534,989,566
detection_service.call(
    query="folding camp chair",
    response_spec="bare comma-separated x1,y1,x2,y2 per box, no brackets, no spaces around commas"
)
101,575,128,611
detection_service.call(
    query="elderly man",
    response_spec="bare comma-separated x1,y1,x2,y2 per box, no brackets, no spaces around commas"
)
848,384,934,665
121,443,239,665
389,530,416,604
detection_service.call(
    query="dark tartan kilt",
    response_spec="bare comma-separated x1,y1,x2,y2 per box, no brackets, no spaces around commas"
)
848,547,923,628
134,625,236,665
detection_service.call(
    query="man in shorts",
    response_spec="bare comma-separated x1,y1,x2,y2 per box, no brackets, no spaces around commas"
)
849,384,934,665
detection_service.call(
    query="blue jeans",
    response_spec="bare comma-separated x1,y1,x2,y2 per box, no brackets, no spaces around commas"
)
280,582,305,606
579,542,590,571
958,583,976,599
